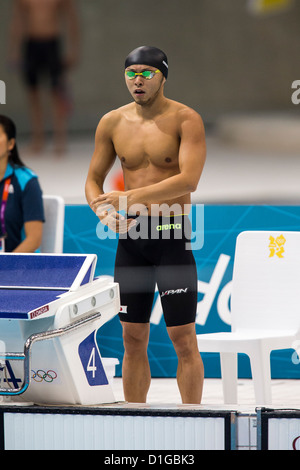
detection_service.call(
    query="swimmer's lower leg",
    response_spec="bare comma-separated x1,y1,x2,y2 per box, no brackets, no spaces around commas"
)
167,323,204,404
176,353,204,404
122,350,151,403
121,321,151,403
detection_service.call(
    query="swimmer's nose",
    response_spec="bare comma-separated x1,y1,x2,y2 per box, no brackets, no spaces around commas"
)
134,75,144,86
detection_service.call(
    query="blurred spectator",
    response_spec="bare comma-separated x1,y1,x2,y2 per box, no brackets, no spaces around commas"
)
0,115,44,252
8,0,80,155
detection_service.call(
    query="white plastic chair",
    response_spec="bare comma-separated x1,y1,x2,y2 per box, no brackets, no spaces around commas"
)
197,231,300,405
41,195,65,253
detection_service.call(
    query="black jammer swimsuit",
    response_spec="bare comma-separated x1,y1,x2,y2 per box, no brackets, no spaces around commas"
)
114,215,198,327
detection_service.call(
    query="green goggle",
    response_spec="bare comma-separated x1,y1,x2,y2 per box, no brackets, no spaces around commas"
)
125,70,160,80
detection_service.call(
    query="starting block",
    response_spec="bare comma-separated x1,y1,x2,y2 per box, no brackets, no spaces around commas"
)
0,253,120,406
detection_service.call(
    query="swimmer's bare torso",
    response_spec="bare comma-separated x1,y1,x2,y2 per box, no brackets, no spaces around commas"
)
107,99,197,213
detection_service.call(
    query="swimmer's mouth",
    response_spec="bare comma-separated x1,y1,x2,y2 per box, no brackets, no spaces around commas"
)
134,89,145,95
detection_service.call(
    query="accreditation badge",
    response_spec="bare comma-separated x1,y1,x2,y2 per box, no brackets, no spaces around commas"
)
0,237,5,252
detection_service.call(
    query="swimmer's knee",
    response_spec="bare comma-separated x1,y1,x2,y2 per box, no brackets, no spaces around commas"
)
121,322,150,353
167,323,198,358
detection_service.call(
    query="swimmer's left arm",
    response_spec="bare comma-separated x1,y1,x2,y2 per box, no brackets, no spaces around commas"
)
96,109,206,210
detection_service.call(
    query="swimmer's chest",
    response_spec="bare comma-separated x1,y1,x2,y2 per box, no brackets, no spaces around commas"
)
112,118,180,169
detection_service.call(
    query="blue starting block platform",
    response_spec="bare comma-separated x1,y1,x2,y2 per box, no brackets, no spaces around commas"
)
0,253,120,406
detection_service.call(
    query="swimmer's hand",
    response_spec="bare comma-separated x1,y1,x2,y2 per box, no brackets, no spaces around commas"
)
91,201,136,234
92,191,148,215
100,211,136,234
91,191,126,212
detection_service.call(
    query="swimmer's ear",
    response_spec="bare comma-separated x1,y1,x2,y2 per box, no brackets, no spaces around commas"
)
160,76,166,87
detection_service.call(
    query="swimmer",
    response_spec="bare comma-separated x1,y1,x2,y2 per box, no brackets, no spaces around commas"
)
9,0,79,154
85,46,206,404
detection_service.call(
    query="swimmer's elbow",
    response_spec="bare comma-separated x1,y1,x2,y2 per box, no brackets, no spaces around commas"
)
182,175,198,193
181,159,205,193
188,180,198,193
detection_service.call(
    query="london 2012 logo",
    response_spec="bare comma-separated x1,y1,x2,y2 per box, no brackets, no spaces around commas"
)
268,234,286,258
0,80,6,104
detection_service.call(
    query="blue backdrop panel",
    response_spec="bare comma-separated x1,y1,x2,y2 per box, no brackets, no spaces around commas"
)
63,205,300,379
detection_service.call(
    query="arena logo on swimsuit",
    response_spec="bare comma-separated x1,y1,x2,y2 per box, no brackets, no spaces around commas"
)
156,223,182,231
0,80,6,104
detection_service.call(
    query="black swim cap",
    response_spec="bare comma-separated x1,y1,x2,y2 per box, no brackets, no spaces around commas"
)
125,46,168,79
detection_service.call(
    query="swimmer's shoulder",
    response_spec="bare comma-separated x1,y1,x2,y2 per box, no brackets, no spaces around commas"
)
168,99,203,120
96,104,134,132
167,99,205,131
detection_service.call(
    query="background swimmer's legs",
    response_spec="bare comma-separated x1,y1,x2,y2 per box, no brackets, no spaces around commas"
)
27,88,45,153
52,89,67,155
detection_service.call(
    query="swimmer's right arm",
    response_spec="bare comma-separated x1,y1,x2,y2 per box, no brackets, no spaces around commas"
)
85,114,135,232
85,114,117,212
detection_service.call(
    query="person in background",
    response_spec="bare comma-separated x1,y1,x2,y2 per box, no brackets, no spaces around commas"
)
8,0,80,155
0,115,44,252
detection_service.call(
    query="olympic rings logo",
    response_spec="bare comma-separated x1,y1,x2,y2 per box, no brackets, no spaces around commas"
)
31,369,58,383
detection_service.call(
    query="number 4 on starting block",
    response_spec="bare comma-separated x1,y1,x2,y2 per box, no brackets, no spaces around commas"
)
78,331,108,386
